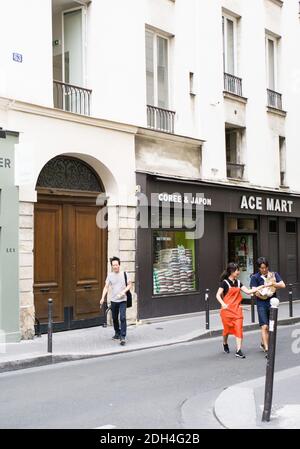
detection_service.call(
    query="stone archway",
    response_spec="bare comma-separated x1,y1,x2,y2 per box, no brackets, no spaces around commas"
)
34,156,107,332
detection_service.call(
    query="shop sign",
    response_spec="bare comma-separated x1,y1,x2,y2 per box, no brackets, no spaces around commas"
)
158,193,212,206
0,157,11,168
240,195,293,213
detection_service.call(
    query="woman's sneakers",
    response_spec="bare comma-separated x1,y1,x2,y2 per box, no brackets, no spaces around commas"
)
235,349,246,359
223,343,230,354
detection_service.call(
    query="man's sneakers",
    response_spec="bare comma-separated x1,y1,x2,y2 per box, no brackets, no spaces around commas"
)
260,342,269,357
112,334,126,345
235,349,246,359
223,343,230,354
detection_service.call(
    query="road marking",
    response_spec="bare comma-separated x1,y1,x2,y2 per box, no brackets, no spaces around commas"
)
94,424,116,429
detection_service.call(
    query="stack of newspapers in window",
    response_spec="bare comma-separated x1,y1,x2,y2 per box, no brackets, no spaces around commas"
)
153,245,195,295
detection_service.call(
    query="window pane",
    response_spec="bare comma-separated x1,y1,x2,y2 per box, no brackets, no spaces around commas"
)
157,36,169,108
268,39,275,90
226,130,237,163
146,31,154,106
286,221,296,233
63,9,83,86
222,16,225,71
153,230,196,295
226,19,235,74
269,219,278,233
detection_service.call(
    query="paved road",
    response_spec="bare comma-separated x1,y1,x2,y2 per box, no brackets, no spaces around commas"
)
0,324,299,429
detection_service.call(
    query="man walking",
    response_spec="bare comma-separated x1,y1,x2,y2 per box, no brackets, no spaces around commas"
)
250,257,285,357
100,257,132,346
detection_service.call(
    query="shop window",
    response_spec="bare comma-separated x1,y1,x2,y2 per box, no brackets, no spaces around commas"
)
286,220,296,233
269,219,278,233
153,230,196,295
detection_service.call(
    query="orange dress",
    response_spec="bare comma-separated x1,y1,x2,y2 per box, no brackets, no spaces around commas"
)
220,279,244,338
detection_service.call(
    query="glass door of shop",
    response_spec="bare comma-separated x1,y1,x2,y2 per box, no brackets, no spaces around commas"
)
228,233,257,296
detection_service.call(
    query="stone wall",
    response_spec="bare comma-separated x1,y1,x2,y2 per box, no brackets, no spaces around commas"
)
107,205,137,323
19,202,35,339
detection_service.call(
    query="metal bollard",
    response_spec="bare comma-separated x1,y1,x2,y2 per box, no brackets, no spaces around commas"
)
205,289,210,330
251,294,256,323
262,297,279,422
47,298,53,353
288,284,293,318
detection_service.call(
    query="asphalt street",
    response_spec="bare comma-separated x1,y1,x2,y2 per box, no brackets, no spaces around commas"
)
0,324,299,429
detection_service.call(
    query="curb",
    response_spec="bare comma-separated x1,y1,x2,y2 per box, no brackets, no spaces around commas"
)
1,316,300,374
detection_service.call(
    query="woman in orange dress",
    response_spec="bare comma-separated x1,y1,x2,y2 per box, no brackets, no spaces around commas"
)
216,262,263,358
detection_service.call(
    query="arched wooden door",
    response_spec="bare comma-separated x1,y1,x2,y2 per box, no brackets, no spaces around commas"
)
33,157,107,331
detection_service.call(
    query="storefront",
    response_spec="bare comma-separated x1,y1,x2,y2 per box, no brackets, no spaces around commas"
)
136,172,300,320
0,131,20,342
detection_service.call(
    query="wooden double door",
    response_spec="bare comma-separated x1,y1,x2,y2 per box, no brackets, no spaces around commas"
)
34,197,107,330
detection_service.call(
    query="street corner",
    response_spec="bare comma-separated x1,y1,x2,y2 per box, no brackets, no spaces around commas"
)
214,386,259,429
181,388,225,429
258,404,300,429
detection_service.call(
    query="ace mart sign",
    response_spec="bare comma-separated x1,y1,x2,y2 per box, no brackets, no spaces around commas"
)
240,195,293,214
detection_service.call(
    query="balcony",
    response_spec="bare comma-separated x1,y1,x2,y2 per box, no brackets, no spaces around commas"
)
267,89,283,110
53,81,92,116
224,73,243,97
147,105,175,134
227,162,245,180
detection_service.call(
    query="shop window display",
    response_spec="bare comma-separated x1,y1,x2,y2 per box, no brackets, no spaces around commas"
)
153,230,196,295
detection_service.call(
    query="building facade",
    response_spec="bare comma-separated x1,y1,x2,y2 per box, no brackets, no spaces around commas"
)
0,0,300,340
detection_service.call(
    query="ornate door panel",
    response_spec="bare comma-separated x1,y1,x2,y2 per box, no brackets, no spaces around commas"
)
34,203,64,323
71,205,106,321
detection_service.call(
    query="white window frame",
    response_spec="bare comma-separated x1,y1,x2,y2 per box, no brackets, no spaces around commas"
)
279,136,286,186
265,33,279,91
61,6,87,87
145,28,171,110
222,13,238,76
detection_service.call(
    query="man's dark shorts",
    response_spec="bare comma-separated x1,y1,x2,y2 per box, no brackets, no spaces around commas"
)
257,299,271,326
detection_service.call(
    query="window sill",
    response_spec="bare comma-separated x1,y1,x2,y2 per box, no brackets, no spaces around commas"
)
266,106,287,117
267,0,283,7
223,91,248,104
227,177,249,184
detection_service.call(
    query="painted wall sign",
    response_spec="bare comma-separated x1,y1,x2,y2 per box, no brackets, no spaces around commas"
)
240,195,293,213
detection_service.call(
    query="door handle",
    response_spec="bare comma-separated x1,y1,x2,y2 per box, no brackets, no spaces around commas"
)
40,288,50,292
84,285,92,289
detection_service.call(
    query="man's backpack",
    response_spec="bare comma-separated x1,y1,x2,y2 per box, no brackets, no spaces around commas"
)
124,272,132,308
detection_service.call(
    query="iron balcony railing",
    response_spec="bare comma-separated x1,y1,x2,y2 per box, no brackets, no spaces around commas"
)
224,73,243,97
227,162,245,180
147,105,175,133
53,80,92,116
267,89,283,110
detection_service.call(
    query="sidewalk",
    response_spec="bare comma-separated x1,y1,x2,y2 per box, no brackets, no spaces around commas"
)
214,365,300,429
1,300,300,373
